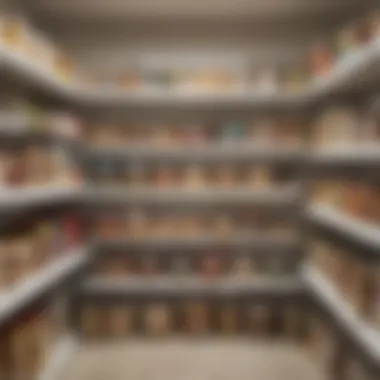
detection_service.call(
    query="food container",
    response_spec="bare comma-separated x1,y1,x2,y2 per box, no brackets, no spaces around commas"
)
81,304,103,340
220,305,238,334
230,256,254,277
128,210,149,238
141,256,158,275
213,216,234,237
284,306,299,338
184,166,206,189
217,166,236,188
246,166,272,188
107,306,133,337
155,165,174,188
185,301,209,334
145,304,171,335
309,41,333,78
201,255,222,277
249,306,271,336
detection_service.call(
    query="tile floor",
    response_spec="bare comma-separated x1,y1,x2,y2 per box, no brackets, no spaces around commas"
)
62,338,326,380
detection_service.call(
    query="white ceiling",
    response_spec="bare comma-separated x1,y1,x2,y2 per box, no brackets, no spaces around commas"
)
11,0,376,71
23,0,375,20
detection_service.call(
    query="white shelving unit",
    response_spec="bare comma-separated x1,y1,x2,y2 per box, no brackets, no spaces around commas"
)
0,186,83,210
83,275,302,297
0,247,88,325
302,265,380,362
1,36,380,106
38,335,79,380
306,204,380,253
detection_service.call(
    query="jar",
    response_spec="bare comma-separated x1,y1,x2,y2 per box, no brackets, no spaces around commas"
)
217,166,236,189
107,306,133,337
81,304,103,340
230,256,254,277
283,306,299,338
184,166,206,189
250,119,276,145
98,217,122,240
220,122,246,143
185,301,209,334
220,305,238,334
246,166,272,188
128,164,146,188
249,305,271,336
213,216,234,237
201,255,222,277
145,304,171,335
141,256,158,275
171,257,191,276
309,41,333,78
0,327,11,380
155,165,174,188
128,210,148,238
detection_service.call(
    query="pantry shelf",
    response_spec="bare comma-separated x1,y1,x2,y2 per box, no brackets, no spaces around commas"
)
310,38,380,96
81,276,303,300
86,187,300,207
302,265,380,373
309,146,380,166
305,204,380,261
3,38,380,107
0,121,81,148
0,248,89,325
1,47,74,100
0,186,83,210
86,145,304,164
92,235,299,255
38,334,79,380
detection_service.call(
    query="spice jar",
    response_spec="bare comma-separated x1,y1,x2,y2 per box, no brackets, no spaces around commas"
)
156,165,174,188
220,122,246,143
145,304,171,335
246,166,272,188
128,164,146,187
141,256,158,275
213,215,234,237
201,255,222,277
217,165,236,188
283,306,299,338
107,306,133,337
185,301,209,334
98,216,122,240
128,210,148,238
184,166,206,189
171,257,191,276
81,304,104,340
309,41,333,78
249,305,271,336
220,304,238,334
230,256,254,277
